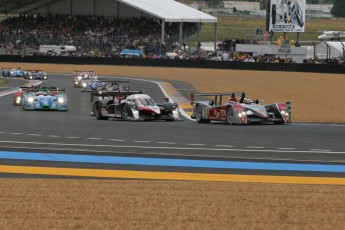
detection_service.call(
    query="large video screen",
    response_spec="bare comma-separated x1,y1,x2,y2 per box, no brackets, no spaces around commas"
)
269,0,306,33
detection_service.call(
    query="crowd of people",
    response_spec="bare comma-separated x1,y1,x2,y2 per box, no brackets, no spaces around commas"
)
0,13,343,65
0,14,197,55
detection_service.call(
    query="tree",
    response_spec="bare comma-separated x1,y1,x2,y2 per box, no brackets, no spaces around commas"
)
331,0,345,17
205,0,223,8
259,0,266,10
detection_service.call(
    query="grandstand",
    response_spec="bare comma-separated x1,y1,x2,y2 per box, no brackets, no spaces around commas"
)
0,0,218,53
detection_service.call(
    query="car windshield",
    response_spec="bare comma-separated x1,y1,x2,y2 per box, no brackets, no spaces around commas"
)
136,98,155,106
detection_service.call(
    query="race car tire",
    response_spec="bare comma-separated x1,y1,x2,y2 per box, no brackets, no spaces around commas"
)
121,104,130,121
195,104,209,123
273,120,284,125
94,103,109,120
226,106,234,125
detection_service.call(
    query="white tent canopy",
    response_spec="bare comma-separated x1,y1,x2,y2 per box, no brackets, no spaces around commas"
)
117,0,218,23
117,0,218,50
314,42,345,59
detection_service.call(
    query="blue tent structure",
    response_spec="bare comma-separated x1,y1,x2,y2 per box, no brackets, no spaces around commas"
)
119,49,144,58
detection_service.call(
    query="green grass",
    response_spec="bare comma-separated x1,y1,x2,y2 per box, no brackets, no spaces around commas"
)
200,16,345,44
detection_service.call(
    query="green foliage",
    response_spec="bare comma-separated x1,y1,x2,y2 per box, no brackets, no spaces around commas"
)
331,0,345,17
0,79,8,85
205,0,223,8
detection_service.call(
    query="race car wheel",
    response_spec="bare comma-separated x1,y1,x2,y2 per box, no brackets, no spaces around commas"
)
94,103,109,120
226,106,234,125
273,120,284,125
195,104,209,123
121,104,130,121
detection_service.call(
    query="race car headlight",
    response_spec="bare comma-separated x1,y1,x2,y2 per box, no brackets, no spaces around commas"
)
16,97,21,103
238,111,246,118
27,97,34,103
58,98,65,104
78,76,82,80
280,110,289,116
132,110,139,119
172,107,179,117
82,83,87,87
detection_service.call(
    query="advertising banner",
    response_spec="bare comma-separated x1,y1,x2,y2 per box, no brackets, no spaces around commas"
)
269,0,306,33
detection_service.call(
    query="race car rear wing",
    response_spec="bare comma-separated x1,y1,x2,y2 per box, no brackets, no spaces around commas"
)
35,87,65,93
90,90,142,102
73,70,96,76
99,80,130,85
19,85,40,91
24,70,43,72
191,92,245,106
73,70,94,73
106,80,130,90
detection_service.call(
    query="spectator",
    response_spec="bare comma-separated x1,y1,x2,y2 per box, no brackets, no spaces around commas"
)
197,41,201,50
222,52,229,61
268,30,274,44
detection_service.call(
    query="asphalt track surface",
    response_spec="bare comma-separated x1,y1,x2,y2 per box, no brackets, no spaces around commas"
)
0,74,345,182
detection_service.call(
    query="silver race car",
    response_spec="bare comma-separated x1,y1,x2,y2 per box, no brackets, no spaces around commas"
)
191,92,290,125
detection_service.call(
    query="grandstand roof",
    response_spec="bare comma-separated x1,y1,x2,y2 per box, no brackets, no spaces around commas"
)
0,0,217,23
117,0,217,23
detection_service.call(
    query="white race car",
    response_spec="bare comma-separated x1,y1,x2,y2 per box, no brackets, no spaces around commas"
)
91,91,180,121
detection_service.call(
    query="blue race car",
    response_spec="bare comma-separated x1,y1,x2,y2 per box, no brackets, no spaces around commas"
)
2,68,24,77
22,87,68,111
23,70,48,80
81,80,129,92
74,70,97,88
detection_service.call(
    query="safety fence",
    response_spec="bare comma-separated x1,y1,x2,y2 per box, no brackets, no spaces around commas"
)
0,55,344,74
